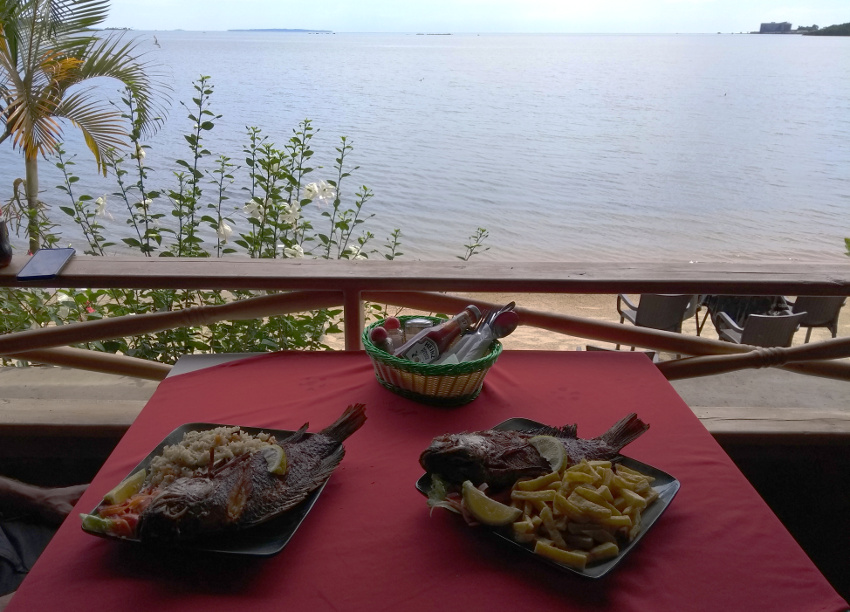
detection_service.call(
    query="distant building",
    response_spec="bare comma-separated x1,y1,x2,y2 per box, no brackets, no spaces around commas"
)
759,22,792,33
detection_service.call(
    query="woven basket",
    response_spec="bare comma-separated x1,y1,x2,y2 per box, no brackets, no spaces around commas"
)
363,315,503,407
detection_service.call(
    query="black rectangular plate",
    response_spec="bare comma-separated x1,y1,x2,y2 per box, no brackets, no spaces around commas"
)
416,417,681,578
82,423,329,557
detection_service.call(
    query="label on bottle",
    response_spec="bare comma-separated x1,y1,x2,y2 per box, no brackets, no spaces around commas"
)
400,337,440,363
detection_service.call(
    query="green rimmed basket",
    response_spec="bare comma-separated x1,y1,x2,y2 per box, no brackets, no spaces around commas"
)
362,315,503,407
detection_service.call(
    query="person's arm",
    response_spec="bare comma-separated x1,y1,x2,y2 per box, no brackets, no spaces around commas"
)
0,476,88,525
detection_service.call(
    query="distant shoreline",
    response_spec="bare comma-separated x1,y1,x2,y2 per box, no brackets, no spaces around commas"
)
227,28,332,33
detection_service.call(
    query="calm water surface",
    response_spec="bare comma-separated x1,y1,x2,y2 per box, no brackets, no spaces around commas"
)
2,32,848,262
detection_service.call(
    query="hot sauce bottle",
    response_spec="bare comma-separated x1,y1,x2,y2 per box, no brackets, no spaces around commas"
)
393,305,482,363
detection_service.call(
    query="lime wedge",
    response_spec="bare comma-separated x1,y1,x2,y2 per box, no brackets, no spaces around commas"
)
261,444,288,476
80,513,113,534
529,435,567,472
461,480,522,526
103,468,146,505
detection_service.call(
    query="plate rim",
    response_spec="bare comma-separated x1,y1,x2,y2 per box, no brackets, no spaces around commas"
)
416,416,681,578
81,422,330,557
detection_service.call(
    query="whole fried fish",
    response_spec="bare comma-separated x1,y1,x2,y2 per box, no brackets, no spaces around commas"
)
420,413,649,490
136,403,367,542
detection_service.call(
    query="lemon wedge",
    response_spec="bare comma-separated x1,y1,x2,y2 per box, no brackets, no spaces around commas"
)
261,444,288,476
461,480,522,526
529,435,567,472
103,468,146,505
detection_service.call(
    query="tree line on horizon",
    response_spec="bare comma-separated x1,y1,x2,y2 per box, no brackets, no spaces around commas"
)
802,22,850,36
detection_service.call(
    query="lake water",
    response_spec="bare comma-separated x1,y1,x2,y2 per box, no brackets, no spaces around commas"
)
2,32,848,263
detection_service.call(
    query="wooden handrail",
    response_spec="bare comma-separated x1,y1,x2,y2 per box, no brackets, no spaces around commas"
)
0,290,343,354
5,347,171,380
1,256,849,295
657,337,850,380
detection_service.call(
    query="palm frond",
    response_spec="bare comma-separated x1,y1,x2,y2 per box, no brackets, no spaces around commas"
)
53,87,129,170
45,0,111,37
0,0,25,70
6,95,63,157
75,32,171,138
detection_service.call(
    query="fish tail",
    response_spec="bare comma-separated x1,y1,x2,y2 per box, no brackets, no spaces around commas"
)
320,403,367,443
599,413,649,451
282,422,311,444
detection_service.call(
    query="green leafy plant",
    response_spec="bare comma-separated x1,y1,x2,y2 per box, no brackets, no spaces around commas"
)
1,74,489,366
458,228,490,261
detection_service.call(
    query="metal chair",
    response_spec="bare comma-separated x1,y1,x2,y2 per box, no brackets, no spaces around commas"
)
714,311,807,348
787,296,845,343
616,294,694,350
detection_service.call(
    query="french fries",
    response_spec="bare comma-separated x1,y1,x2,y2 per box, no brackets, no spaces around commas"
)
508,459,658,569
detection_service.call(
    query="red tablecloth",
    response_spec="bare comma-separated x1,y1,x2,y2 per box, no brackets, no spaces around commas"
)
7,351,847,611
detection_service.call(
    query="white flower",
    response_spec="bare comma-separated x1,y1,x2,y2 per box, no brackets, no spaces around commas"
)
244,201,264,220
280,202,301,225
345,245,367,260
56,293,74,303
283,244,304,258
216,219,233,242
303,180,336,207
95,196,112,220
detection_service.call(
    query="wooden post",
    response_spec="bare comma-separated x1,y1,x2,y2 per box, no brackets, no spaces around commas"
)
343,289,363,351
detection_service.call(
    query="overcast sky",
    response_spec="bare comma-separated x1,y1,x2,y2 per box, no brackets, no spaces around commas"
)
103,0,847,33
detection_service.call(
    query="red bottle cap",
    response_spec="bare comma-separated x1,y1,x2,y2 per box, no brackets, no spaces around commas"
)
370,326,389,342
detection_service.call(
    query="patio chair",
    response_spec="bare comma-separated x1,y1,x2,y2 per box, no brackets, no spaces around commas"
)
683,295,705,336
714,311,806,348
787,296,846,343
615,294,694,350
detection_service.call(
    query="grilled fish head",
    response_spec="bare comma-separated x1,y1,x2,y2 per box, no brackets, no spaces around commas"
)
420,429,550,490
419,432,496,485
138,466,254,542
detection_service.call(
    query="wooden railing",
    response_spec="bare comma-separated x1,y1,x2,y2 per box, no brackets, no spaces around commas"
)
1,256,849,382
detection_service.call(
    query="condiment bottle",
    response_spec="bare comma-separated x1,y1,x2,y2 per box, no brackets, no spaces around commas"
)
403,317,433,339
393,305,482,363
369,326,394,353
383,316,404,347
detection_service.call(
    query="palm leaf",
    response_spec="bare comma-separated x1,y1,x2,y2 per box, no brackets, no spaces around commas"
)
53,87,128,171
76,32,170,132
42,0,110,38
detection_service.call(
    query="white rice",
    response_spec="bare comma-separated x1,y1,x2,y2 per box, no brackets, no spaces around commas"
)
147,426,276,488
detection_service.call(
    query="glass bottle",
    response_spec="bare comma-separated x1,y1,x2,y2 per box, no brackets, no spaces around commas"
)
382,316,405,347
393,305,482,363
